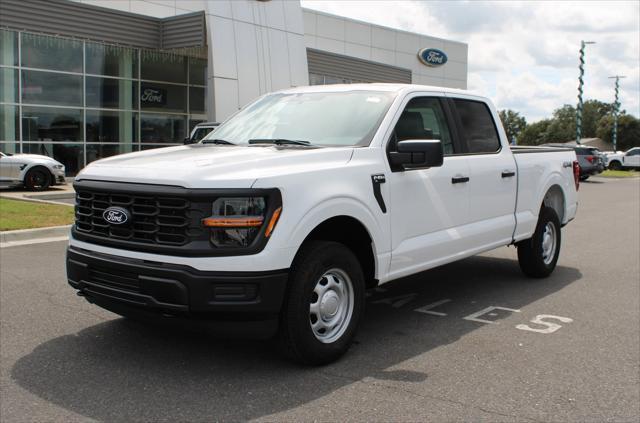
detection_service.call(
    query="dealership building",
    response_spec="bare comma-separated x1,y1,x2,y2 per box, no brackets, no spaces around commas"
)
0,0,468,175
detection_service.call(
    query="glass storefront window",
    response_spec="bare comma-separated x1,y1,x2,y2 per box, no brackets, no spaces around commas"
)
86,110,138,143
86,143,137,164
22,70,83,106
1,30,18,66
86,42,138,78
140,82,186,113
141,51,187,83
189,87,205,114
0,143,20,154
1,105,19,142
141,113,186,143
0,68,18,103
22,106,83,142
22,143,84,176
86,77,138,110
189,57,206,85
21,32,83,73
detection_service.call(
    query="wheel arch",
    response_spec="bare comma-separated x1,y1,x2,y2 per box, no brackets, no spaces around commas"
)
294,215,378,289
541,184,566,223
22,164,55,185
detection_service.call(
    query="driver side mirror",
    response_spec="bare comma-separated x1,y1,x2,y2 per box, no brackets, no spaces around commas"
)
184,137,194,145
389,139,444,171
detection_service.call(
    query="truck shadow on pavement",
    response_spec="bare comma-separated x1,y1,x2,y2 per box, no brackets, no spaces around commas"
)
11,254,581,421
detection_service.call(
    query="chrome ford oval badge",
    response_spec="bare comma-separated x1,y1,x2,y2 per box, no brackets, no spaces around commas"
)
418,48,448,67
103,206,130,225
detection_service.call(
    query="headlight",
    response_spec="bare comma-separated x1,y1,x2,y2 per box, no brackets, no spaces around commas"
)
202,197,281,248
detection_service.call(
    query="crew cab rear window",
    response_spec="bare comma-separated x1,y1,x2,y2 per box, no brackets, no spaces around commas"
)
453,99,500,153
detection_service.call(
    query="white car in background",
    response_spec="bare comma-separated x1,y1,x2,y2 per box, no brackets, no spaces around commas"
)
605,147,640,170
0,152,66,190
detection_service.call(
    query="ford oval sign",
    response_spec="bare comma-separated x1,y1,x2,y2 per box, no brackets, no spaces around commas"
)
418,48,448,67
103,206,131,225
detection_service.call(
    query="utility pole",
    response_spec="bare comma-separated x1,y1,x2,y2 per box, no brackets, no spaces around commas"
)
576,40,595,144
608,75,626,152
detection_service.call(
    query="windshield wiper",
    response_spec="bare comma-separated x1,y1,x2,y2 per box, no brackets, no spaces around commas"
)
248,138,313,146
201,139,235,145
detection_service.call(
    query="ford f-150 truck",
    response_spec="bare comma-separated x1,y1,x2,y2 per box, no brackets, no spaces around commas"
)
67,84,579,364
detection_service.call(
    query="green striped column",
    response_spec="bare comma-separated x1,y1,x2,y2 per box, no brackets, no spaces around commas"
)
576,41,595,144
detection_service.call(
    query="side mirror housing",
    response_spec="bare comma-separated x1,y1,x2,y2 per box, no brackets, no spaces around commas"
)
389,139,444,170
184,137,194,145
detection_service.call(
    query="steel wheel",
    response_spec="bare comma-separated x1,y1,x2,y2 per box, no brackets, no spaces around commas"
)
309,268,354,344
541,222,557,265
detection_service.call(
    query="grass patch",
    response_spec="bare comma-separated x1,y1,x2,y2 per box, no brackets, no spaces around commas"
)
599,170,640,178
0,198,74,231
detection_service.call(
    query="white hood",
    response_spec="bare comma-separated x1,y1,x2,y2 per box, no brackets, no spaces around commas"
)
76,144,354,188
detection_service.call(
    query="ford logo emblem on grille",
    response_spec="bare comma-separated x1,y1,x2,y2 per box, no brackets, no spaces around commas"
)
103,206,131,225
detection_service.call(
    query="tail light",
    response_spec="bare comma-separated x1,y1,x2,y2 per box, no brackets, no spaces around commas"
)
586,155,596,163
573,160,580,191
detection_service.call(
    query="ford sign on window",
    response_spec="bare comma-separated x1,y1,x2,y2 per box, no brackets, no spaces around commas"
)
418,48,448,67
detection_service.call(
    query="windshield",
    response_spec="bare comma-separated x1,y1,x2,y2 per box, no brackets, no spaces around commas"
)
204,90,396,147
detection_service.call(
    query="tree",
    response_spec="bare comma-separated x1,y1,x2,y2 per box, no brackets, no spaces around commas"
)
498,109,527,144
595,113,640,151
545,105,576,143
518,119,552,146
582,99,616,138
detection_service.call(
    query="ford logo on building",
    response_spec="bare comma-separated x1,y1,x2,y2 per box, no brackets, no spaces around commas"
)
418,48,448,67
103,206,131,225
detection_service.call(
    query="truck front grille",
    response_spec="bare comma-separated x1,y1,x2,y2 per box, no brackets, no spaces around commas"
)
75,190,196,246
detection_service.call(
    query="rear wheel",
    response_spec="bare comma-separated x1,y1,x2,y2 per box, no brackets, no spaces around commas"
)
517,207,561,278
609,160,622,170
279,241,365,365
24,167,51,191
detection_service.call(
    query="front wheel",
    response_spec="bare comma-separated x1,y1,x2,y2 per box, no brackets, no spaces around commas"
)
609,161,622,170
24,167,51,191
279,241,365,365
517,207,561,278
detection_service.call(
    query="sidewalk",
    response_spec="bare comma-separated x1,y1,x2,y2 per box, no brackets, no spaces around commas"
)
0,181,75,206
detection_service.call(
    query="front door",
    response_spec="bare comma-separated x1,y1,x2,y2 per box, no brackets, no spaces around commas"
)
386,95,470,280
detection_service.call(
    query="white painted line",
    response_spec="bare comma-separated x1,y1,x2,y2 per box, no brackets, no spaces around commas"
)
463,306,521,324
414,299,451,316
0,235,69,248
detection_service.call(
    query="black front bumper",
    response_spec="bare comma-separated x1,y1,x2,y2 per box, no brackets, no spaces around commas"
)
66,247,289,338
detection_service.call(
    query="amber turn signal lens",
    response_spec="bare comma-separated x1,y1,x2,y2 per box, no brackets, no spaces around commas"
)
265,206,282,238
202,217,264,227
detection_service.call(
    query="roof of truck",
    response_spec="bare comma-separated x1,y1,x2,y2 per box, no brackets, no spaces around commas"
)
279,83,478,97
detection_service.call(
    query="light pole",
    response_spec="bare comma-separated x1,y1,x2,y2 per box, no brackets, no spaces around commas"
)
576,40,595,144
608,75,626,152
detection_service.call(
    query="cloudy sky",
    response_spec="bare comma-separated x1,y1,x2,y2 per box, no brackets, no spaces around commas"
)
300,0,640,123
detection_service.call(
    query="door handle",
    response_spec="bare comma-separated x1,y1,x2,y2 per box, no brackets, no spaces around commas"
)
451,176,470,184
501,170,516,178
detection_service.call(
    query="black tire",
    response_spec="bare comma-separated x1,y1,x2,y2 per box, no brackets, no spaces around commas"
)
24,167,51,191
609,160,622,170
279,241,365,365
517,206,561,278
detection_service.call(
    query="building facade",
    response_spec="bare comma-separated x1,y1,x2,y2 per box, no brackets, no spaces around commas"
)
0,0,467,175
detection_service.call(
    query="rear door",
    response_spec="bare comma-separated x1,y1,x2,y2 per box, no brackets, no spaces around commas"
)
447,96,517,249
624,148,640,167
385,94,470,279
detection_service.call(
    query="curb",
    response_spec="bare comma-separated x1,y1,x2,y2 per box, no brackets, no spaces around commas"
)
0,225,71,244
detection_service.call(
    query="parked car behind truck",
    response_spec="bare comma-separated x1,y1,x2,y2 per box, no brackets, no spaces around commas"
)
67,84,579,364
605,147,640,170
0,151,66,190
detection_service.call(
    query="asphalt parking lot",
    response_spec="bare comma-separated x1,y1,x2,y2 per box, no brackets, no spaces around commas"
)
1,177,638,422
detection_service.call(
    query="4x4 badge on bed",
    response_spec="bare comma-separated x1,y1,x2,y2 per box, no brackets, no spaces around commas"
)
103,206,131,225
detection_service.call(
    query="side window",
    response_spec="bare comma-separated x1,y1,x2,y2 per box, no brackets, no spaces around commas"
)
391,97,454,154
453,99,501,153
626,149,639,156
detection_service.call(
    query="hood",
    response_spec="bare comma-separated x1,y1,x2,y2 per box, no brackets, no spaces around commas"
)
12,154,58,162
76,144,354,188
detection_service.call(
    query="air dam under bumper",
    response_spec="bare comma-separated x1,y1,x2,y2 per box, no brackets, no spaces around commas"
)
66,247,289,338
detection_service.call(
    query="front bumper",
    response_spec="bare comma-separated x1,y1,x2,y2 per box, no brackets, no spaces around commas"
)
66,246,289,338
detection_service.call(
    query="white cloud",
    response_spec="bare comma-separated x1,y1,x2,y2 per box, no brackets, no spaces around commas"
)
301,0,640,123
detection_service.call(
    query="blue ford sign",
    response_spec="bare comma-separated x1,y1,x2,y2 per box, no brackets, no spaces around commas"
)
418,48,448,67
103,206,131,225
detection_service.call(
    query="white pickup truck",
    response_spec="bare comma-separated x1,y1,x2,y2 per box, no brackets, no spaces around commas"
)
67,84,579,364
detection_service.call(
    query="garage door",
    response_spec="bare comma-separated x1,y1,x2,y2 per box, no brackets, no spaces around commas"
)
307,48,412,84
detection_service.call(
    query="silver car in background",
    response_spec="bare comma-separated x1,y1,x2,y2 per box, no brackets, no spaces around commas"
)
0,152,66,190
